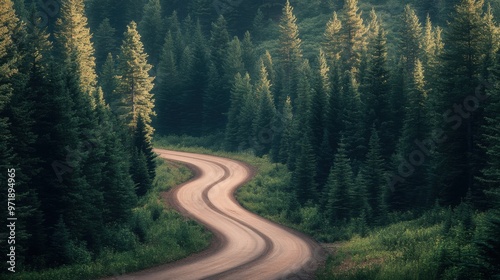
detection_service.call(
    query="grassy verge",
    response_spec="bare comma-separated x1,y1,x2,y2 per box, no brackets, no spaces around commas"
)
11,158,211,280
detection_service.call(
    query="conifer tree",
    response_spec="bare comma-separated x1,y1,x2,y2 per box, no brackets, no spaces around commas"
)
398,5,423,75
253,61,276,156
278,0,303,103
291,130,318,205
55,0,97,96
326,138,355,224
156,31,179,134
225,73,252,151
361,128,387,223
237,79,259,151
114,21,155,141
224,37,245,84
134,116,156,182
275,96,294,164
99,53,117,104
138,0,164,65
241,31,257,77
364,23,392,159
311,49,330,154
341,70,365,164
323,11,342,65
94,18,117,70
340,0,366,75
481,48,500,197
204,15,230,131
435,0,490,205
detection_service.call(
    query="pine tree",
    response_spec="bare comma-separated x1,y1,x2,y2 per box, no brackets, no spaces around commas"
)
394,60,431,211
398,5,423,75
134,116,156,182
341,70,365,164
204,15,230,131
114,21,155,141
340,0,366,75
278,0,303,103
55,0,97,96
435,0,490,206
275,96,294,164
241,31,257,77
253,61,276,156
363,23,392,159
225,73,252,151
138,0,164,65
99,53,117,104
287,60,314,170
292,131,318,205
324,11,342,65
182,21,208,135
311,49,330,155
326,138,355,224
361,128,387,223
224,36,245,85
481,48,500,197
130,148,153,197
94,18,117,70
155,31,179,135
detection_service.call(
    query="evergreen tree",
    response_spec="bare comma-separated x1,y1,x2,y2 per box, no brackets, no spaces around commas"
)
361,128,387,223
398,5,423,75
225,73,252,151
434,0,490,206
138,0,164,65
326,138,355,224
99,53,117,105
291,131,318,205
394,60,431,211
224,36,245,85
93,18,117,70
155,31,179,134
323,11,342,65
253,61,276,157
275,96,294,164
363,23,392,159
241,31,257,77
114,21,155,141
481,47,500,198
134,116,156,183
340,70,365,164
55,0,97,96
204,15,230,131
340,0,366,76
278,0,303,103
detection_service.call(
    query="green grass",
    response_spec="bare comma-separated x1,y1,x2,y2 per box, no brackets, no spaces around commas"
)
10,158,211,280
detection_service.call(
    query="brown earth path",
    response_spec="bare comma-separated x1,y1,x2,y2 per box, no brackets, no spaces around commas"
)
107,149,324,280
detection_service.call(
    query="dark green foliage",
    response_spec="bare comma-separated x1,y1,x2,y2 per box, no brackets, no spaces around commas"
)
253,61,276,156
291,130,317,205
326,138,355,224
94,18,117,70
225,73,252,151
434,0,491,206
361,128,388,224
138,0,164,65
134,116,157,182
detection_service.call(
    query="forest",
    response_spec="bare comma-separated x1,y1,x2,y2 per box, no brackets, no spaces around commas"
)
1,0,500,279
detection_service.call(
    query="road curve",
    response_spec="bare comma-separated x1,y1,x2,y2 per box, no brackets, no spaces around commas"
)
110,149,324,280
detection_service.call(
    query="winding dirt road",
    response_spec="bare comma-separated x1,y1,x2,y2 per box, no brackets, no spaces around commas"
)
111,149,324,280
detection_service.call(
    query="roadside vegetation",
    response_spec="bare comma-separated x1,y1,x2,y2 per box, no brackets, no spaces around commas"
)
7,159,210,280
156,135,500,280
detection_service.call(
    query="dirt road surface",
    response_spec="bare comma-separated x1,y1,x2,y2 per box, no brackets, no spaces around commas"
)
107,149,324,280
